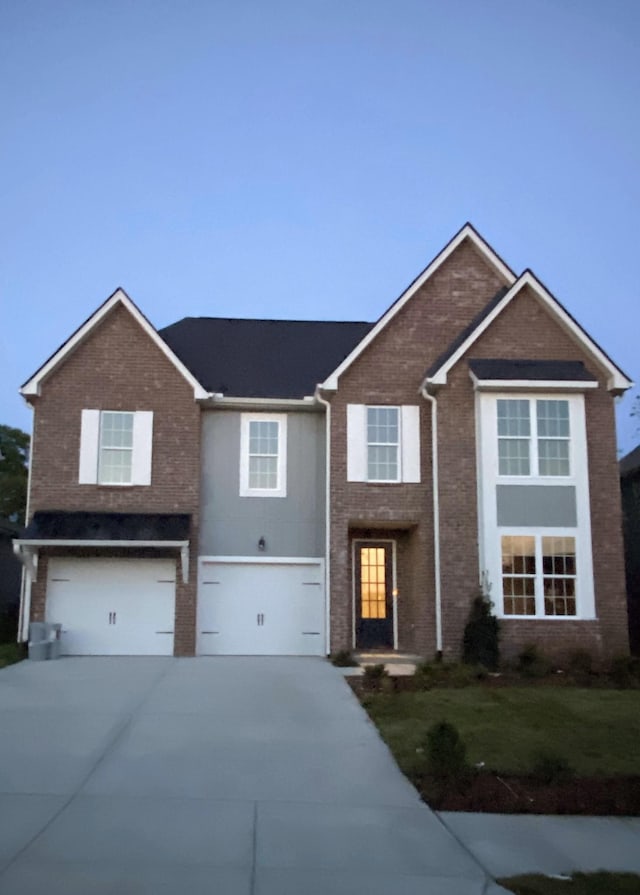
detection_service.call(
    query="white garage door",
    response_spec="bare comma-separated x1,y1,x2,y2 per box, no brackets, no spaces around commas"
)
197,559,325,656
46,558,176,656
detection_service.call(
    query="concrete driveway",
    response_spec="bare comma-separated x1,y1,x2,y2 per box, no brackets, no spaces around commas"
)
0,656,507,894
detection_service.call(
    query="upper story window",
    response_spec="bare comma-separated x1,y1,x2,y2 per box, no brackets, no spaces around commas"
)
79,409,153,486
497,398,570,477
367,407,399,482
346,404,421,484
99,412,134,484
240,413,287,498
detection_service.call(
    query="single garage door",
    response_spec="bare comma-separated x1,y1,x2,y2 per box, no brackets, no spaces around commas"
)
197,559,325,656
45,558,176,656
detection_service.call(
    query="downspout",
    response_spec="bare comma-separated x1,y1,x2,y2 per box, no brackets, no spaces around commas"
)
420,386,443,656
314,387,332,655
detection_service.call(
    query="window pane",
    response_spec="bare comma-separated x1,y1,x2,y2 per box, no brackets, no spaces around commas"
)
542,536,577,616
537,400,570,438
497,400,530,437
538,439,570,476
498,439,530,476
502,536,536,615
367,407,399,444
100,412,134,449
367,445,399,481
99,449,133,484
249,421,278,456
249,455,278,489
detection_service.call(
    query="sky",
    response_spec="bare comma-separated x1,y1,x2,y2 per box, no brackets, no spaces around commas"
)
1,0,639,454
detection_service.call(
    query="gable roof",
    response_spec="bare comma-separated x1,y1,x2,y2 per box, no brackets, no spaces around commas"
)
319,223,517,390
20,289,209,401
423,270,633,394
160,318,373,399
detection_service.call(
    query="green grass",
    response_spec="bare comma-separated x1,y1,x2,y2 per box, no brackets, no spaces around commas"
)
0,642,26,669
361,687,640,777
499,872,640,894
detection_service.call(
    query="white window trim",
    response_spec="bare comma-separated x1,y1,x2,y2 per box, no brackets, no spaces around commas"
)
498,529,579,619
239,413,287,498
347,404,421,484
476,392,595,620
367,405,401,483
497,397,572,480
79,409,153,487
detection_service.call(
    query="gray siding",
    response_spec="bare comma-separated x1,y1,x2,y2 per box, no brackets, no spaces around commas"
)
497,485,577,528
200,410,326,557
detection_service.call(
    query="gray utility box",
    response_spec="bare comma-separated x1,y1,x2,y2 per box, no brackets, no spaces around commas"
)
28,622,62,661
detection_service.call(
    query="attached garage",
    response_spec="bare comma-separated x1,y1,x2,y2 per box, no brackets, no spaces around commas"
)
46,558,176,656
197,558,325,656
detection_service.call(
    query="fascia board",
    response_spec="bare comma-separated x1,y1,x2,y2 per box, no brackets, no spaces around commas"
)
425,272,633,393
20,289,209,401
320,224,517,391
469,373,599,391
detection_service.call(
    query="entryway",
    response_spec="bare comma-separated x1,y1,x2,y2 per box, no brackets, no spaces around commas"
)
353,539,396,649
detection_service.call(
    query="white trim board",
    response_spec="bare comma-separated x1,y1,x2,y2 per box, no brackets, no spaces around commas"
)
425,271,632,394
20,288,209,401
320,224,516,391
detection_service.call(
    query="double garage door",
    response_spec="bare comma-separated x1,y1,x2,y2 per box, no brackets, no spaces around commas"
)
198,559,325,656
46,558,176,656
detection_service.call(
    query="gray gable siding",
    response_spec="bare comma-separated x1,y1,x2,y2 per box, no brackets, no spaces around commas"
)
199,410,325,557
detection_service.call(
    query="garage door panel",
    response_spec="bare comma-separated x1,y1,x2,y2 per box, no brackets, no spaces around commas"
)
198,561,324,656
46,559,176,656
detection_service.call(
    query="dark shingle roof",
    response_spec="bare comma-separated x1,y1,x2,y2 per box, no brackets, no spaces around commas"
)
159,318,374,399
22,512,191,541
620,445,640,478
468,359,597,382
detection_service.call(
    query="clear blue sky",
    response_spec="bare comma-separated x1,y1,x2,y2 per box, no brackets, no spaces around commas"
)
2,0,638,453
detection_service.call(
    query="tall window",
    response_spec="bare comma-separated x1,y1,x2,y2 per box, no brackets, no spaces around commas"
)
99,412,134,485
367,407,399,482
248,420,279,490
501,534,576,617
498,398,570,477
240,414,287,497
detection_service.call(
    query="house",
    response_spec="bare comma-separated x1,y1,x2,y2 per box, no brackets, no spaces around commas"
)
13,224,633,661
620,444,640,655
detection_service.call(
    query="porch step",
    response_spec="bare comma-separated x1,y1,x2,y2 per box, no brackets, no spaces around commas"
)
345,651,423,677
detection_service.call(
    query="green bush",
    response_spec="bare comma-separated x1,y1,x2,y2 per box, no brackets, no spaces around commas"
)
517,644,552,678
531,750,574,785
425,721,468,778
462,593,500,671
0,642,26,669
330,649,359,667
0,604,19,644
362,663,389,691
415,661,483,689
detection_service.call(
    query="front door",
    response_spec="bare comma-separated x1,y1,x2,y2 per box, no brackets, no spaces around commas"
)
354,541,394,649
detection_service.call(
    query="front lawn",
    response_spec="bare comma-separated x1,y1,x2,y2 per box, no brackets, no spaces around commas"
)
359,685,640,813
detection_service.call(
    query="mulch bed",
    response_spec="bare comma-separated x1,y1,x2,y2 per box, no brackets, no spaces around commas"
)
418,772,640,815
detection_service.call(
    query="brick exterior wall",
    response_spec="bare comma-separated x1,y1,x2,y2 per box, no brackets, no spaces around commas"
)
27,302,201,655
327,242,629,662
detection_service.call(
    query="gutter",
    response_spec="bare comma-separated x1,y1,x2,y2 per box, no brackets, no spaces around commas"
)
314,386,332,656
420,385,443,656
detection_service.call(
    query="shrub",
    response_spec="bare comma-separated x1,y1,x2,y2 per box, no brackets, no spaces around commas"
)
531,750,574,785
517,644,552,679
425,721,468,778
0,604,19,645
462,593,500,671
0,642,26,669
414,661,483,689
362,663,389,691
330,649,359,667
